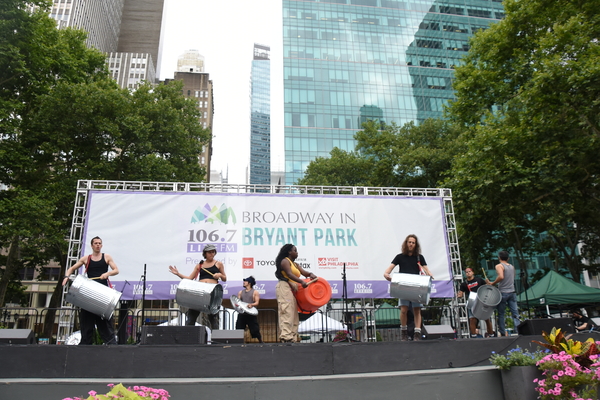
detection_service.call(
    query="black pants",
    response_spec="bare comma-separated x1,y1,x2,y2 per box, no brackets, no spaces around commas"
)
79,309,116,345
236,313,262,341
186,309,219,330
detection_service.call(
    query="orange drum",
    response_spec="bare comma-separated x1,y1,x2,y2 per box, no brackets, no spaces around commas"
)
294,277,332,313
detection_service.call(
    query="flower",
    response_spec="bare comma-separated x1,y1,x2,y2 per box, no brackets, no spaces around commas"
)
63,383,170,400
532,328,600,400
489,346,548,370
333,330,350,342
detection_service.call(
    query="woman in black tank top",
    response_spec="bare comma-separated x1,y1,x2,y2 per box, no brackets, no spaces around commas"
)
168,244,227,283
168,244,226,329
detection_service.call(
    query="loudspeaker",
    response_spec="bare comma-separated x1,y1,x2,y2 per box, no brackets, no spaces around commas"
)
211,329,245,344
140,326,207,345
517,318,575,336
0,329,35,344
422,324,455,339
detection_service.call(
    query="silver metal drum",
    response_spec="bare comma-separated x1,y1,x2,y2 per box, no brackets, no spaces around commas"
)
176,279,223,314
390,273,432,305
65,275,122,319
471,285,502,320
230,295,259,316
467,291,477,309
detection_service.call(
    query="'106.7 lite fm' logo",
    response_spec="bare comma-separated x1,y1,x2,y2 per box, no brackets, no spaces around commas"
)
187,203,238,253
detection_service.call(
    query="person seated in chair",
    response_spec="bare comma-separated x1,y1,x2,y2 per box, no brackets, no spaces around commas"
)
572,309,597,332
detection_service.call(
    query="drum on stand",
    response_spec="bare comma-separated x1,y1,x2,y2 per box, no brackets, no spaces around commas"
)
176,279,223,314
230,295,258,316
65,275,122,319
390,273,432,305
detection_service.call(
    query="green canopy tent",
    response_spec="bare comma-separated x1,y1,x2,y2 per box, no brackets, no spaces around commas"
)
354,302,400,329
517,270,600,306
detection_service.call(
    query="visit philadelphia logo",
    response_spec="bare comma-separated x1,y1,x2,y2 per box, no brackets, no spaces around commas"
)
191,203,236,225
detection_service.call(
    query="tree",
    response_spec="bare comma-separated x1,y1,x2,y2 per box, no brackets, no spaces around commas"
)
297,147,375,187
355,119,460,188
299,119,460,188
446,0,600,281
0,0,211,334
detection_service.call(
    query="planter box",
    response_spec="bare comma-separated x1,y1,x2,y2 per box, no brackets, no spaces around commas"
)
500,366,542,400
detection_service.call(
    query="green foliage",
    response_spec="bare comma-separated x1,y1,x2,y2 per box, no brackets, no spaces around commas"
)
297,147,374,186
299,118,460,188
446,0,600,279
489,346,547,370
64,383,170,400
533,327,600,369
0,2,211,308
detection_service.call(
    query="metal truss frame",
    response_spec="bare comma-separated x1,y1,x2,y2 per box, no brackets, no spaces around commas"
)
58,180,467,340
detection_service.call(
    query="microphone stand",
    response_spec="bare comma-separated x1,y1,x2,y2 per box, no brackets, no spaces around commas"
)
116,281,131,344
341,262,354,341
138,264,147,343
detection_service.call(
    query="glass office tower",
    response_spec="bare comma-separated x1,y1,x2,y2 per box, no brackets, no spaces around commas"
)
283,0,504,184
250,44,271,186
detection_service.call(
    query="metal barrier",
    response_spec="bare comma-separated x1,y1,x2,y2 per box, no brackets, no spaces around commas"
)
0,307,38,331
1,302,467,344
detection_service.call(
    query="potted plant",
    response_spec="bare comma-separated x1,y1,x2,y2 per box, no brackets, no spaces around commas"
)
490,346,547,400
63,383,170,400
533,327,600,400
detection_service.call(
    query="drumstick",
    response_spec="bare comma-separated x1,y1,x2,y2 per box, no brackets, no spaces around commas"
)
305,278,319,286
481,268,489,281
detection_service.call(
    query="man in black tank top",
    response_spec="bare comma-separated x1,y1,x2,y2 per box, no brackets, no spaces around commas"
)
63,236,119,345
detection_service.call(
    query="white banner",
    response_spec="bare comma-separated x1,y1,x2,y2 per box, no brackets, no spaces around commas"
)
80,191,454,299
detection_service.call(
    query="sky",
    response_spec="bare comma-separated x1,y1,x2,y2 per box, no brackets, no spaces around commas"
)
158,0,284,184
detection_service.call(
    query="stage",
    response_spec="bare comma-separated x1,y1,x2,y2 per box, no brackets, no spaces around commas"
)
1,333,582,399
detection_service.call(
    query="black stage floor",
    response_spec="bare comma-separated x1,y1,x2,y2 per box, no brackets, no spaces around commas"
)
0,333,577,379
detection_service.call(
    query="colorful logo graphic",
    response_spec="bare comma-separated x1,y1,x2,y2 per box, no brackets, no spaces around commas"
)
191,203,236,224
318,258,327,266
242,258,254,269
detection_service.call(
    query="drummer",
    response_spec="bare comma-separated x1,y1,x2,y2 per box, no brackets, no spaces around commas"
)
62,236,119,345
169,244,226,330
235,276,263,343
383,234,433,341
458,267,494,338
275,244,317,343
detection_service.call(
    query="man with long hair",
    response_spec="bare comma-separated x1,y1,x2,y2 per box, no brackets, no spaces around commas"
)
384,234,433,341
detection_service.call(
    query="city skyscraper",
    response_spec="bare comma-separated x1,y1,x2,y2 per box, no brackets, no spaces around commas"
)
177,49,205,73
50,0,124,53
166,70,214,181
283,0,504,184
50,0,165,88
249,43,271,186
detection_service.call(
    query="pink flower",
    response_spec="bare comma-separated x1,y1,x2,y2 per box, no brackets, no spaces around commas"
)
88,391,97,396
